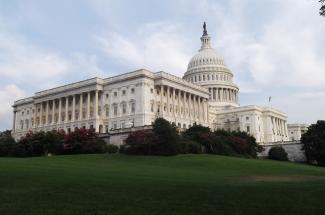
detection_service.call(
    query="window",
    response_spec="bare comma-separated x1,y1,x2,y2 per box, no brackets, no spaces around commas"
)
122,90,126,95
150,88,153,93
131,88,135,93
22,111,24,116
106,94,109,98
113,122,117,129
114,92,117,97
113,105,118,116
105,125,109,133
131,103,135,113
122,103,126,114
246,116,249,121
121,120,125,129
151,103,154,112
246,126,250,133
27,110,29,115
106,106,110,117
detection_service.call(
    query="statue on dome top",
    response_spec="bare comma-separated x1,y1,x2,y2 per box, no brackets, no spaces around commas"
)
203,21,208,35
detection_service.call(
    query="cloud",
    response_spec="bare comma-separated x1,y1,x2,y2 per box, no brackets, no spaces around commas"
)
0,19,104,130
94,22,192,76
0,84,26,130
213,0,325,88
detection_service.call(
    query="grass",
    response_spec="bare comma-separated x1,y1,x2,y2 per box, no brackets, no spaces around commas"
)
0,154,325,215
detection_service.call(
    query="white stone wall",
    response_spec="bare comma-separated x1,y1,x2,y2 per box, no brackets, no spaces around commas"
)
215,106,289,144
287,124,308,141
12,69,209,141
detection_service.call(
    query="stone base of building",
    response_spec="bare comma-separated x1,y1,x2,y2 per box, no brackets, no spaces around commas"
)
258,141,306,162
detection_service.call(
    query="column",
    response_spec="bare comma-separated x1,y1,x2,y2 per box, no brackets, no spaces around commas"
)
45,101,49,126
58,98,62,124
220,89,223,101
13,111,17,131
52,100,55,124
72,95,76,121
40,103,43,126
65,97,69,123
33,104,37,128
87,92,90,119
160,85,163,114
198,97,202,120
79,94,83,120
173,88,176,118
182,91,186,117
94,91,98,118
167,87,170,115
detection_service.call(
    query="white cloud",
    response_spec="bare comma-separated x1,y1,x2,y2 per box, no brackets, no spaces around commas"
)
0,84,26,130
0,20,104,130
214,0,325,88
94,23,192,76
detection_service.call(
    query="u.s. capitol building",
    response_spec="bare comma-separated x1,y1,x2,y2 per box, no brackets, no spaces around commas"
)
12,23,289,144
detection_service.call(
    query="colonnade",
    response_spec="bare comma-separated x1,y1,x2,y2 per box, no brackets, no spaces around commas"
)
33,90,100,128
208,87,238,103
158,85,209,123
271,116,288,137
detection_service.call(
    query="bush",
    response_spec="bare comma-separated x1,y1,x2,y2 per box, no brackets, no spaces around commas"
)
0,130,15,156
268,147,288,161
64,128,105,154
302,120,325,166
177,139,201,154
152,118,179,155
106,144,119,154
122,118,180,155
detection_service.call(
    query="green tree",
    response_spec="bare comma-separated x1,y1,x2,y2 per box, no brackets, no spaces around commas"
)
302,120,325,166
268,146,288,161
0,130,16,156
152,118,179,155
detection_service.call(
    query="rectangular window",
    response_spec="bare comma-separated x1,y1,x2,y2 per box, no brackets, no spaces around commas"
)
122,103,126,114
131,103,135,113
246,126,250,133
114,106,118,116
151,103,154,112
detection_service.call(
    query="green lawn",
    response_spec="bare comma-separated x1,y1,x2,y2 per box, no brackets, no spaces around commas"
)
0,154,325,215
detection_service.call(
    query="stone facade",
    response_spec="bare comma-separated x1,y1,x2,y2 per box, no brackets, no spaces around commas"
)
12,23,291,145
12,70,209,141
287,123,309,141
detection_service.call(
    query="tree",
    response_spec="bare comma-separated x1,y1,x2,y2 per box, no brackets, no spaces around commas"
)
183,123,210,143
152,118,179,155
302,120,325,166
0,130,16,156
268,146,288,161
320,0,325,16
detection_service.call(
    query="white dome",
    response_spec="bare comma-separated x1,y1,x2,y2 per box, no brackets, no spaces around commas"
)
186,48,226,74
183,22,239,110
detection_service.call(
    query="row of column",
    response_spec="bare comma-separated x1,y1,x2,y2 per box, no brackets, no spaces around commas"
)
271,117,287,137
208,87,238,103
159,85,208,122
33,90,100,128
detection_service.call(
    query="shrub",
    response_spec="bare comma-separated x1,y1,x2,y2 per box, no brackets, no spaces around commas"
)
183,123,211,143
268,146,288,161
0,130,15,156
302,120,325,166
152,118,179,155
177,138,201,154
123,130,156,155
106,144,119,154
64,128,105,154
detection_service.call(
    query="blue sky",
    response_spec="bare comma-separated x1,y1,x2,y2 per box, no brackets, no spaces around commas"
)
0,0,324,130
